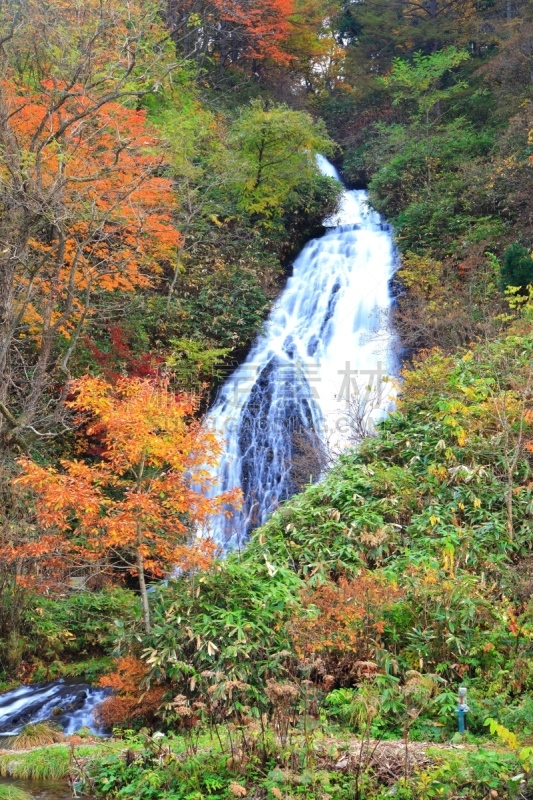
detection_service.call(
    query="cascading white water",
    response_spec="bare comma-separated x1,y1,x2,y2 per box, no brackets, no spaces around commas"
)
0,680,109,736
206,157,398,549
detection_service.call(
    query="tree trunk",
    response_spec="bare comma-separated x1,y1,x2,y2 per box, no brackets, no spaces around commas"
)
137,540,151,634
136,454,151,633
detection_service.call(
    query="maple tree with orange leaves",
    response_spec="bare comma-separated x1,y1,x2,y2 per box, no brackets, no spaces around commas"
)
0,0,182,445
15,375,240,632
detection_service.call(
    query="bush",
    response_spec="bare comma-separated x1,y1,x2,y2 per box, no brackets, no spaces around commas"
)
500,242,533,291
6,722,64,751
0,586,139,681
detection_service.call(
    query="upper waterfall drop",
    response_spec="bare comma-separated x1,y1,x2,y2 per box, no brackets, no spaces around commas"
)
205,157,398,549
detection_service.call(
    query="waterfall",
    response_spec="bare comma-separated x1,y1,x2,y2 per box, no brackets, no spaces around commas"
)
0,159,397,737
206,156,398,549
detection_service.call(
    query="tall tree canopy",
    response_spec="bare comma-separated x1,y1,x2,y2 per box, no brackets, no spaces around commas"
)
0,0,181,444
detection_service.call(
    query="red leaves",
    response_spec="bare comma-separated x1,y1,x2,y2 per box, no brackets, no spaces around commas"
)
84,325,164,381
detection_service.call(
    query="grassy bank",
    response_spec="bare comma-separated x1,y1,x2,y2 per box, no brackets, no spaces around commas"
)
0,728,526,800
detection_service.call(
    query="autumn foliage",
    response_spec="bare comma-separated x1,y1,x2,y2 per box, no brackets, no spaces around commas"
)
0,0,181,435
97,656,165,728
289,574,402,683
168,0,297,69
2,81,180,334
13,375,240,629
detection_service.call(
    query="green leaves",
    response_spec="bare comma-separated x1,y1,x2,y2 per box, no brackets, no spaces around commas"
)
141,558,301,699
380,48,470,119
230,100,336,216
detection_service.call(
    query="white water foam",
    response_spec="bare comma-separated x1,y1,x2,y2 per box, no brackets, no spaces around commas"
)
205,156,397,548
0,680,108,736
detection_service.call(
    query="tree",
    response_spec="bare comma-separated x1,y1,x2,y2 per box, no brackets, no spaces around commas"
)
0,0,182,447
15,376,240,633
167,0,297,74
283,0,347,95
339,0,478,71
230,100,335,216
375,48,469,196
380,47,469,122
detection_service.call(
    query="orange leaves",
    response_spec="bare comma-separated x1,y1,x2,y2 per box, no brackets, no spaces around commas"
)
6,85,181,300
0,10,182,372
15,376,241,580
289,574,402,682
97,656,165,727
211,0,297,64
16,458,105,534
67,375,212,477
173,0,297,69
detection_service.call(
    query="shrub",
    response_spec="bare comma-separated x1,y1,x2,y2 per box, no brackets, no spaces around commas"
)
97,657,165,730
500,243,533,291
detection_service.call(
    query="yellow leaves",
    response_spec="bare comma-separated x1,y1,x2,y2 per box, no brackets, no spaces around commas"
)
485,719,519,752
429,515,440,527
423,569,438,585
473,497,481,508
428,464,447,482
442,547,455,578
396,253,444,293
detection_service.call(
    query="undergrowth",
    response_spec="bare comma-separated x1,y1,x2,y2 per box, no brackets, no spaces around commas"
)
4,723,64,751
0,743,117,781
0,785,33,800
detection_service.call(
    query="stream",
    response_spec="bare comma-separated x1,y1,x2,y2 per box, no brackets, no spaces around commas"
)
0,777,85,800
0,680,108,737
0,682,104,798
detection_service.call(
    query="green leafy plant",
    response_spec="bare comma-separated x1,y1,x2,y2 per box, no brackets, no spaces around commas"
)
500,243,533,292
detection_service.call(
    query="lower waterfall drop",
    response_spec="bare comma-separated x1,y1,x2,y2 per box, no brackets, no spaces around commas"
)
206,156,397,549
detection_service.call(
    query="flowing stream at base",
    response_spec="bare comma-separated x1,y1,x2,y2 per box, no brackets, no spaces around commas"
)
0,680,108,736
206,156,398,549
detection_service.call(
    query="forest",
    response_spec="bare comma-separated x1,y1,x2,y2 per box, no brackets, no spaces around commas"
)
0,0,533,798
